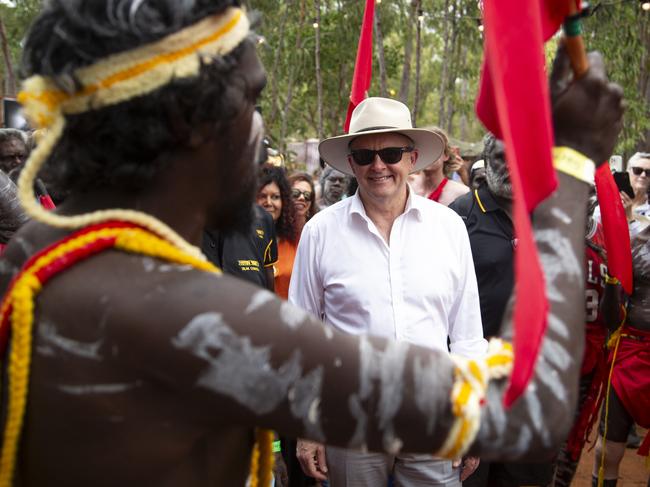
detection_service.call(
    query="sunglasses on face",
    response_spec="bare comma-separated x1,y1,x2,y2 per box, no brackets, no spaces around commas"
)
348,146,414,166
630,166,650,178
291,189,313,201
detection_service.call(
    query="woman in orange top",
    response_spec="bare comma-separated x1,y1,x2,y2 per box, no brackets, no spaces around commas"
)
256,164,298,299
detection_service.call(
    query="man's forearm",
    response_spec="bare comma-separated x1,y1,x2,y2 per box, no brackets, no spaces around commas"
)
473,172,589,460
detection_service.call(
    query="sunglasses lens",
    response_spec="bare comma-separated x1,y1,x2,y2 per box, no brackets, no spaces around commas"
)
351,149,375,166
631,167,650,177
292,189,313,201
378,148,403,164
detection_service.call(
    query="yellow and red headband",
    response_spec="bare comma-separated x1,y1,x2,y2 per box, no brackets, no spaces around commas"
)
16,7,250,258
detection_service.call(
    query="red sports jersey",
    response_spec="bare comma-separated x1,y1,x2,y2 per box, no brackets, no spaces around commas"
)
583,223,607,375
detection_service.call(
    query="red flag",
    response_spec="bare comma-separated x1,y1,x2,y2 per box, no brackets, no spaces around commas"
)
344,0,375,132
594,166,633,294
476,0,578,407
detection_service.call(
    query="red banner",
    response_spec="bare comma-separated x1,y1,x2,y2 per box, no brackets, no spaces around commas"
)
476,0,578,406
594,166,633,294
344,0,375,132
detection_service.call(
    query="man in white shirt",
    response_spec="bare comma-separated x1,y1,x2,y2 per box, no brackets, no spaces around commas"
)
289,97,487,486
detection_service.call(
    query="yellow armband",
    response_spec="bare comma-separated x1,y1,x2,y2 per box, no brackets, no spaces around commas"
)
552,147,595,185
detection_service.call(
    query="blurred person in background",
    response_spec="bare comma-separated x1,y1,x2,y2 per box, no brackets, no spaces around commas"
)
289,172,319,235
420,128,470,206
317,166,350,209
0,170,28,254
623,152,650,238
256,164,298,299
469,160,486,190
0,129,28,174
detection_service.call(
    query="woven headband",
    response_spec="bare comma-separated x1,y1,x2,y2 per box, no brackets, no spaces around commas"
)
15,7,250,258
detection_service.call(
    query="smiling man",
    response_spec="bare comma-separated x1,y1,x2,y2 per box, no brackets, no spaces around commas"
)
290,97,487,486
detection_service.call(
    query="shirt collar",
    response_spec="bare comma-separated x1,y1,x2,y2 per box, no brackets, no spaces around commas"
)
475,184,509,213
350,185,424,222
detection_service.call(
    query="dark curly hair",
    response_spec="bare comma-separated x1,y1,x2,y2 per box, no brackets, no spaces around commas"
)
20,0,248,193
288,172,319,220
258,164,297,244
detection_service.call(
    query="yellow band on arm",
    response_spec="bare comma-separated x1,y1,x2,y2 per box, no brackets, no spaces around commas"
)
552,147,595,184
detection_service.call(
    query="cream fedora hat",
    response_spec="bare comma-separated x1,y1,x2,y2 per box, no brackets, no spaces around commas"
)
318,97,445,176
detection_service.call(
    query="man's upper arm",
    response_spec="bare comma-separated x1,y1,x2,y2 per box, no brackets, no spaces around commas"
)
288,223,324,317
447,214,487,359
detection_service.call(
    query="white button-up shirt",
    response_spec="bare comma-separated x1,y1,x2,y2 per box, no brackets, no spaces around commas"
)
288,188,487,359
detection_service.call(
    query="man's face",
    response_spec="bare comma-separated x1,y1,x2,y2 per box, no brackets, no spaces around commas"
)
470,167,487,190
485,139,511,199
323,169,348,203
207,41,267,232
628,157,650,196
348,132,416,205
0,137,27,173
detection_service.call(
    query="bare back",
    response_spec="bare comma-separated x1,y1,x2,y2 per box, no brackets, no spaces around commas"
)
628,227,650,330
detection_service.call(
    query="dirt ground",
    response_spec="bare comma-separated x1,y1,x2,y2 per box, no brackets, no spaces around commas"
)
572,428,648,486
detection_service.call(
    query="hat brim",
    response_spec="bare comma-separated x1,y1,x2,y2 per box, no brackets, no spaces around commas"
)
318,128,445,176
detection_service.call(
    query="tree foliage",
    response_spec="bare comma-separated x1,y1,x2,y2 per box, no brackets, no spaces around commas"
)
1,0,648,156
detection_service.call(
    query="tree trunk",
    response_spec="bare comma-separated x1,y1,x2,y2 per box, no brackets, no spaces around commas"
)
398,0,417,104
315,0,323,139
374,6,388,97
443,0,461,132
267,0,293,128
0,18,16,98
637,16,650,151
437,0,451,125
279,0,306,152
413,0,422,125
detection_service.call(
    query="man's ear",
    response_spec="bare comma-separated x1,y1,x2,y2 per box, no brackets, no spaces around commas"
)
347,156,356,175
410,150,419,168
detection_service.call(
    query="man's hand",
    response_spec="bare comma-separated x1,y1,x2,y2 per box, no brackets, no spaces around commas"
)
551,43,624,166
296,439,328,481
453,456,480,481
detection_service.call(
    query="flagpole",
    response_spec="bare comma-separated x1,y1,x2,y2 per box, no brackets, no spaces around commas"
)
563,2,589,77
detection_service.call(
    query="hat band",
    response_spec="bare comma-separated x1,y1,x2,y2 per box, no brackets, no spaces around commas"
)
353,125,400,133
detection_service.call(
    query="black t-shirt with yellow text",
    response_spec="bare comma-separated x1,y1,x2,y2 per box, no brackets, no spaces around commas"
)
202,205,278,289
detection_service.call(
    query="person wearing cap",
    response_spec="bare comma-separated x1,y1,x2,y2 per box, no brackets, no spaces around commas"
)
449,134,557,487
290,97,487,486
469,160,486,190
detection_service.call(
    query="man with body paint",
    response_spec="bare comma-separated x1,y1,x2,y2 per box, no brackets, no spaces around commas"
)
0,1,625,486
450,135,555,487
589,222,650,486
291,97,487,486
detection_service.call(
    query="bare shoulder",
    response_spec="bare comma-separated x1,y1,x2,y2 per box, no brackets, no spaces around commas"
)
440,180,470,206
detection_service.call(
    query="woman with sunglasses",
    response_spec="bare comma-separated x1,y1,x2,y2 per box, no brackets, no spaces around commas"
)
623,152,650,237
289,172,319,233
256,164,299,299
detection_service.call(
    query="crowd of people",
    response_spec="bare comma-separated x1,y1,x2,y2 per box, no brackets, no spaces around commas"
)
0,1,645,487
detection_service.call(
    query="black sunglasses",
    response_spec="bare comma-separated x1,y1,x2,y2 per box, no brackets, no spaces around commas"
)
630,166,650,178
349,147,414,166
291,189,313,201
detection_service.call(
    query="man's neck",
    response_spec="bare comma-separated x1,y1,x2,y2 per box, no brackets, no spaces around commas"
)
358,186,409,244
488,188,513,220
323,194,340,206
59,187,207,247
